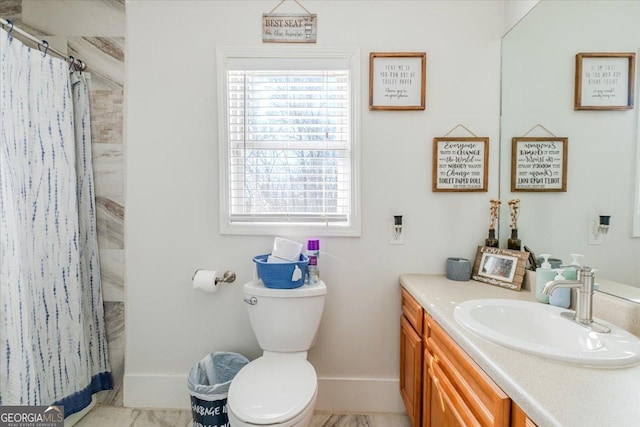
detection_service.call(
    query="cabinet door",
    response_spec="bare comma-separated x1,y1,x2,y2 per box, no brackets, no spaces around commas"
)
425,357,481,427
400,315,423,427
511,402,537,427
425,314,510,427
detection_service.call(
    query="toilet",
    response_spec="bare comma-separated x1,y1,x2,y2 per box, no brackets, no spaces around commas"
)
227,279,327,427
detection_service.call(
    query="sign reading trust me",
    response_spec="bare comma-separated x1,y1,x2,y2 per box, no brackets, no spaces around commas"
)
262,14,317,43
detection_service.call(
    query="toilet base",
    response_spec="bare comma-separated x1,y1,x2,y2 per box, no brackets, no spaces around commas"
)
227,389,316,427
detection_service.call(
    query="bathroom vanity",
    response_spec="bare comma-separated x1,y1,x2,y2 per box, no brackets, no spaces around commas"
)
399,274,640,427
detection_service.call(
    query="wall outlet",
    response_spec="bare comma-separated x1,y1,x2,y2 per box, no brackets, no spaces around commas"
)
390,221,404,245
588,220,603,245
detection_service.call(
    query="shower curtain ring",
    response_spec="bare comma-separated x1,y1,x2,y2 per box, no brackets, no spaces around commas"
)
39,40,49,57
6,19,14,38
68,56,75,71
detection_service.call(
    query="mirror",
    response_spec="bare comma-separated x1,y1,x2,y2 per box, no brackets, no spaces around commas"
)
500,0,640,300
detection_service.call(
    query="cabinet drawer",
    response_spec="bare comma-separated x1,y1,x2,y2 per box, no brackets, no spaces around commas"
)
428,355,482,427
425,313,510,427
401,288,423,334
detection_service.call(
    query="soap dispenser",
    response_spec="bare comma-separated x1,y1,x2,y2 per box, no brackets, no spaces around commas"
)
549,268,571,309
564,253,583,280
535,254,555,304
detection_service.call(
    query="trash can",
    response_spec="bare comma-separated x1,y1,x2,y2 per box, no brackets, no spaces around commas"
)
188,352,249,427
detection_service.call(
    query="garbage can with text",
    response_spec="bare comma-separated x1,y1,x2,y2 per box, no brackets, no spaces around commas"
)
188,352,249,427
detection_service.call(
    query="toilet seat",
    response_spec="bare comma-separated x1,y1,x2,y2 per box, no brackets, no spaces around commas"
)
228,355,317,425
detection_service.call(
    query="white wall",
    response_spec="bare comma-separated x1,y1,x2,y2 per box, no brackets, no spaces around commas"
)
125,0,503,411
500,1,640,286
503,0,539,35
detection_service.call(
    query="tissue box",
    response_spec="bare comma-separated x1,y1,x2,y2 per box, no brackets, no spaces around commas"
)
253,254,309,289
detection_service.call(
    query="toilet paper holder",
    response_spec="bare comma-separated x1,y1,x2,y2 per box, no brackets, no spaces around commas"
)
216,270,237,284
192,270,237,284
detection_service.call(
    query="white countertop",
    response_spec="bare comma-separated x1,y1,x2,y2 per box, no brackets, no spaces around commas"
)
399,273,640,427
598,278,640,304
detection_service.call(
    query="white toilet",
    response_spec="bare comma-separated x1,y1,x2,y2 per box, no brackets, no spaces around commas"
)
227,279,327,427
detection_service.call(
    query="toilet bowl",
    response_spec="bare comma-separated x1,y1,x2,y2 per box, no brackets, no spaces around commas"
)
227,354,317,427
227,280,327,427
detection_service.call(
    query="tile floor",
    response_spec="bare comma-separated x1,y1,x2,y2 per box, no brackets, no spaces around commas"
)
74,405,411,427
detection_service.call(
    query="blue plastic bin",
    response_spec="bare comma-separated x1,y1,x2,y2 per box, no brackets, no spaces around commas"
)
253,253,309,289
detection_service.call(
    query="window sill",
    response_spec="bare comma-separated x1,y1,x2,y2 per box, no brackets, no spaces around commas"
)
219,222,361,237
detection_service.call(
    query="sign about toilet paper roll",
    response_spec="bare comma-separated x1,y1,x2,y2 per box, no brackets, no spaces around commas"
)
433,137,489,192
511,137,568,192
192,270,219,292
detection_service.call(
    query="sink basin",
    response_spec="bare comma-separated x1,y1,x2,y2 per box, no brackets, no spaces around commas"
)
454,299,640,368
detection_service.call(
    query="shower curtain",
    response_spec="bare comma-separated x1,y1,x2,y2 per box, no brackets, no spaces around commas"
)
0,28,112,416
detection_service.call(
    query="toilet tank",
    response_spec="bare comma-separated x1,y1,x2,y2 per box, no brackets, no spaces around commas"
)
243,280,327,353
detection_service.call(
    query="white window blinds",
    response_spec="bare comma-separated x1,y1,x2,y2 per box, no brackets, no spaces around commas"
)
218,49,360,236
226,67,352,227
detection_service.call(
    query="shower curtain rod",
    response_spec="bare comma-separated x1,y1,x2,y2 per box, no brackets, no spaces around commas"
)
0,18,86,71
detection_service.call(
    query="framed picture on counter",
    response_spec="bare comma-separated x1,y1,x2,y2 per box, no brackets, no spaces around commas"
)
432,137,489,192
575,52,635,110
369,52,426,110
472,246,528,291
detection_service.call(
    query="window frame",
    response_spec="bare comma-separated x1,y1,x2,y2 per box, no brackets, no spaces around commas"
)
217,47,361,236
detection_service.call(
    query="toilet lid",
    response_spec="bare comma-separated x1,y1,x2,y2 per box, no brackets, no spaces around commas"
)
228,356,317,425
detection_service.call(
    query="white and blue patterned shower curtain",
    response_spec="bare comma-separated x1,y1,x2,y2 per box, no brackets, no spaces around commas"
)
0,28,112,416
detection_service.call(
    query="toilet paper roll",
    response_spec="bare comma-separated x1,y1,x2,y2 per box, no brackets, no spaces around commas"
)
272,237,303,262
192,270,219,292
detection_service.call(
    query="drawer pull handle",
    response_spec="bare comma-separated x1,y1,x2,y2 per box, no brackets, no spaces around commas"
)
433,376,446,412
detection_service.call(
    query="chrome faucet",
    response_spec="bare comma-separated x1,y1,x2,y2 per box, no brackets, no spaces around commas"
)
543,265,611,333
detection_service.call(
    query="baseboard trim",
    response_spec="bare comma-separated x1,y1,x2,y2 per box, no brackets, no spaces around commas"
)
124,374,191,409
124,374,405,413
316,377,405,413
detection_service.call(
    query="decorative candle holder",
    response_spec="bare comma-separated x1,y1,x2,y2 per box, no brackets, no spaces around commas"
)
446,257,472,281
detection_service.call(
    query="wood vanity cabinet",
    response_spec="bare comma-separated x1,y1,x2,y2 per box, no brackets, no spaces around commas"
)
400,289,537,427
400,288,424,427
423,312,510,427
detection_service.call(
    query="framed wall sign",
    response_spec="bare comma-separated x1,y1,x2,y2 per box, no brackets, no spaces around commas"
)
575,52,635,110
432,137,489,192
472,246,528,291
511,137,568,192
262,14,317,43
369,52,426,110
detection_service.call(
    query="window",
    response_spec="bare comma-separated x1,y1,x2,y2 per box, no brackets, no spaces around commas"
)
217,49,361,236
